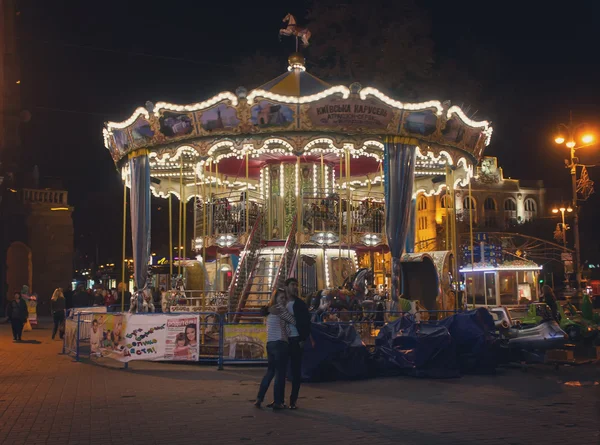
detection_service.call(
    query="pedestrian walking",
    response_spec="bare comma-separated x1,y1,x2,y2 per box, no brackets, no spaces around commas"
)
51,288,66,340
7,292,28,342
283,277,311,410
254,289,296,410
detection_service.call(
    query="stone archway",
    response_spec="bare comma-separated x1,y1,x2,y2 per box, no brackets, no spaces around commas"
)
6,241,32,299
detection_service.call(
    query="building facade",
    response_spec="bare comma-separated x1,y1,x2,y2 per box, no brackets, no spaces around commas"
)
415,156,546,252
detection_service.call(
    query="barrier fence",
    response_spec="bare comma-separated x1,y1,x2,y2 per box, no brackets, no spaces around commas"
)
63,308,460,368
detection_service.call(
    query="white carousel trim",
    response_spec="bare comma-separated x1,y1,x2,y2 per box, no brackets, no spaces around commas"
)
153,92,238,115
106,107,150,130
246,85,350,105
358,88,444,115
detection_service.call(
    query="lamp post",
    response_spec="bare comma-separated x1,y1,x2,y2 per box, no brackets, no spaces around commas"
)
554,116,595,294
551,206,572,248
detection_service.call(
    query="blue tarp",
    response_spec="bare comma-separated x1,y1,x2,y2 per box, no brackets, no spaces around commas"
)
374,315,460,378
438,308,499,374
300,323,370,382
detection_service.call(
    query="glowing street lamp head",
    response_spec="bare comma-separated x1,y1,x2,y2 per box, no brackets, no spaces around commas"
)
566,141,576,149
559,207,566,212
554,136,565,144
567,207,573,212
581,134,594,144
552,208,559,214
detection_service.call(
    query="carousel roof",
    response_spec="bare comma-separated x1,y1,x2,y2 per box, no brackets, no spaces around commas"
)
257,53,331,97
103,51,494,200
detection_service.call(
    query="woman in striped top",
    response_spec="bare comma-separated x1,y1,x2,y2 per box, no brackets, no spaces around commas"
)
254,289,296,409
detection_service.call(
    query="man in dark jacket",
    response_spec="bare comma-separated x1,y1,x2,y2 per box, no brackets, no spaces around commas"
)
7,292,28,341
282,278,311,409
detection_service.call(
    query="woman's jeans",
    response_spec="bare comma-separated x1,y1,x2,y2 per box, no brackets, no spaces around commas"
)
52,311,65,338
257,340,289,405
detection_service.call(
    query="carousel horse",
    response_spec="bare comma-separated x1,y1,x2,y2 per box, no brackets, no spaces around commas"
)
280,13,311,47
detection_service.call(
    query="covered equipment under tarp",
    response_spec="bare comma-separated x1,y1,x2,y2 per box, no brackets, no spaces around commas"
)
300,322,370,382
374,315,460,378
438,308,498,374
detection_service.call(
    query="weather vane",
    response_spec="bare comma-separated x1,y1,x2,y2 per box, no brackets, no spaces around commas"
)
279,13,311,51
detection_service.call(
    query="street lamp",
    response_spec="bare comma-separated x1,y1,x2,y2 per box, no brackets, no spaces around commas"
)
554,115,596,293
551,206,573,248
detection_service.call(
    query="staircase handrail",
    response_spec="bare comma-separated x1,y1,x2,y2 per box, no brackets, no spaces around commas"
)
227,211,264,311
273,216,298,293
233,218,268,320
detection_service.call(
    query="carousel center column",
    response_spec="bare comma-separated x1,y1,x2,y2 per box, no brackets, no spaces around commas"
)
128,148,152,312
383,136,417,309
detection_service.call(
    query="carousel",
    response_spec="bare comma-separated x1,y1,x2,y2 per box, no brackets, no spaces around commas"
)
103,52,493,316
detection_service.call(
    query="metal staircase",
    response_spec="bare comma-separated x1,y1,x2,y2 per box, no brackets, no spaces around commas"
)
228,212,264,316
236,217,298,323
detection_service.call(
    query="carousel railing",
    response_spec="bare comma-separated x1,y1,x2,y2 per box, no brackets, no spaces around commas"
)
300,189,385,240
162,289,229,313
208,190,264,239
228,211,265,314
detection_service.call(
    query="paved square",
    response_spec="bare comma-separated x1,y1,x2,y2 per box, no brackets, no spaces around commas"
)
0,320,598,445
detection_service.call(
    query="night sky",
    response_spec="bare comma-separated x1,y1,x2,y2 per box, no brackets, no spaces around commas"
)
13,0,600,265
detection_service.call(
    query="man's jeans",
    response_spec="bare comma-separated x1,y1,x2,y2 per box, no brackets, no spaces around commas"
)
288,337,303,405
257,340,289,405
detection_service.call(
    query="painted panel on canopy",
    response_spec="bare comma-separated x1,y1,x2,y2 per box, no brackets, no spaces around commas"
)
402,110,438,136
250,100,295,129
112,128,131,154
441,117,466,144
131,116,155,145
196,103,241,135
158,111,195,138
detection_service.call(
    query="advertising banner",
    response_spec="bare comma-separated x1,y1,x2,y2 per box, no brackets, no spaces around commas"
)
223,324,267,360
91,313,200,362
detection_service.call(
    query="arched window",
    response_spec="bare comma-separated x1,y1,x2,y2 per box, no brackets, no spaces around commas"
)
440,194,450,209
524,198,537,221
504,198,517,211
417,196,427,211
484,197,496,211
463,196,476,209
462,196,477,224
483,197,498,227
418,216,428,231
504,198,518,226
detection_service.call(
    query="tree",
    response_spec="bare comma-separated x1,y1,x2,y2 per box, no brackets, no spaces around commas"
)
232,51,284,90
305,0,435,99
233,0,490,115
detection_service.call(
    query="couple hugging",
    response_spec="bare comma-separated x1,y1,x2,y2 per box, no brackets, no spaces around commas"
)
255,278,312,410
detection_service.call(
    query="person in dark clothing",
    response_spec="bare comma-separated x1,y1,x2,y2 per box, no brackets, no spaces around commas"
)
7,292,28,341
51,288,66,340
72,286,90,308
64,288,74,309
92,289,105,306
542,285,559,322
282,278,311,410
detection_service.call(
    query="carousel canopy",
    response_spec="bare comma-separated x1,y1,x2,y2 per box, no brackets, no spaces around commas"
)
103,52,493,200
